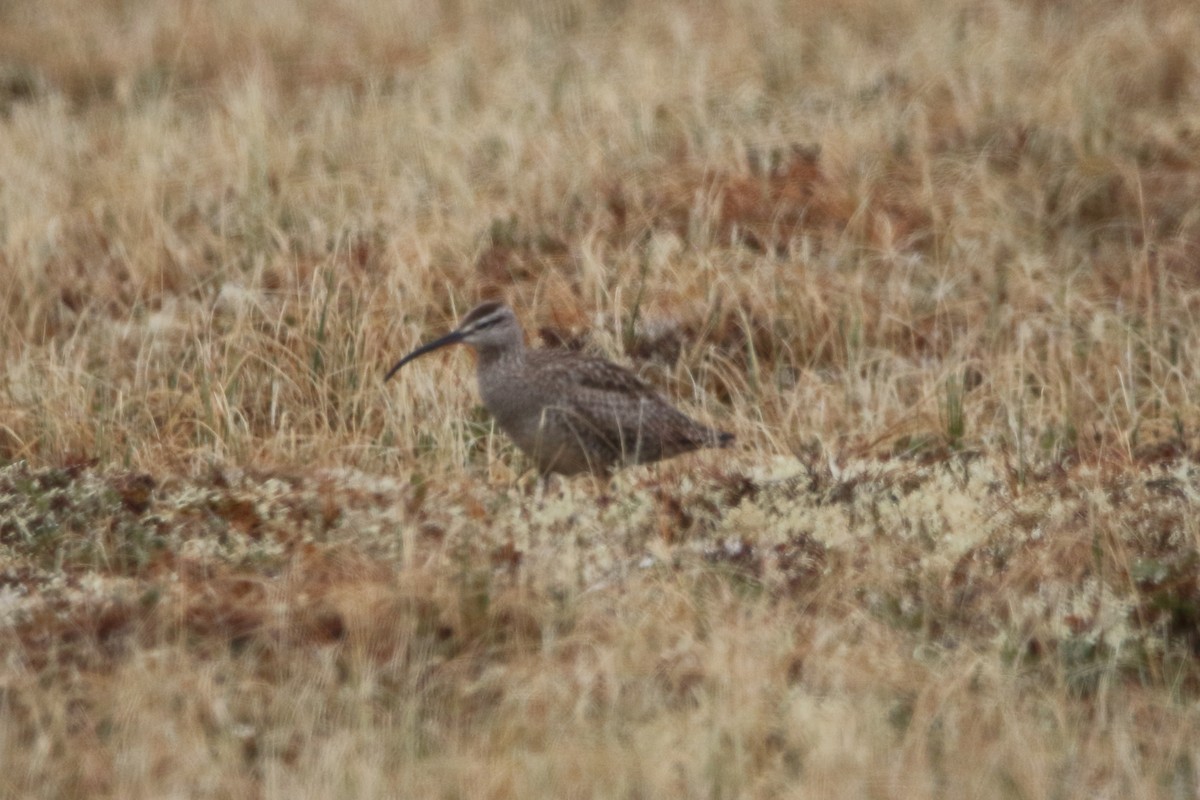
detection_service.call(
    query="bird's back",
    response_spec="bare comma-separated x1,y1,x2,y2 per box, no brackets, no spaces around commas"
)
478,347,732,475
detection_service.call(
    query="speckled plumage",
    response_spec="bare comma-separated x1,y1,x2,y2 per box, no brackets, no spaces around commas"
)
385,302,734,475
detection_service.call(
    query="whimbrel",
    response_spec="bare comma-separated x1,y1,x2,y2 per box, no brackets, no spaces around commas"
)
384,302,734,475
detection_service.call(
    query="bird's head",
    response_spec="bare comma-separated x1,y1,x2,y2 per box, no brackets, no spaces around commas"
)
384,301,523,381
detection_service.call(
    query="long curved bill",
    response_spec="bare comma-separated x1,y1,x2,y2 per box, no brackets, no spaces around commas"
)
384,329,465,382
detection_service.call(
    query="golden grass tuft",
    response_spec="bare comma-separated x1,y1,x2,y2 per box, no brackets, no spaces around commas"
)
3,0,1200,796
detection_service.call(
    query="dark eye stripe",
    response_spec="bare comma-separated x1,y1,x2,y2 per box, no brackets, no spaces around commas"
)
459,301,506,328
470,315,502,331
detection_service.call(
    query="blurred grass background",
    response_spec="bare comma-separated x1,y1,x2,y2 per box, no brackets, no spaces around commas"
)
2,1,1200,797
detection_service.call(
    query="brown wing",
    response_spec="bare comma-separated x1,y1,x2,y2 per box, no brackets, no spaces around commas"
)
571,355,661,398
531,350,730,466
524,349,659,396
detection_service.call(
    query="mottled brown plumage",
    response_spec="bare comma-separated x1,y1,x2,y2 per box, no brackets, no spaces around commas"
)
385,302,734,475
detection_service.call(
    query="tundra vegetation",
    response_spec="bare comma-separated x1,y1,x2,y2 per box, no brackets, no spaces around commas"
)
2,1,1200,797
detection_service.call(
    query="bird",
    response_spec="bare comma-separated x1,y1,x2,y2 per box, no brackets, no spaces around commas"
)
384,301,734,475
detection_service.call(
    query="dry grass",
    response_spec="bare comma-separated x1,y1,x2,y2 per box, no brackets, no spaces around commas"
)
2,0,1200,796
